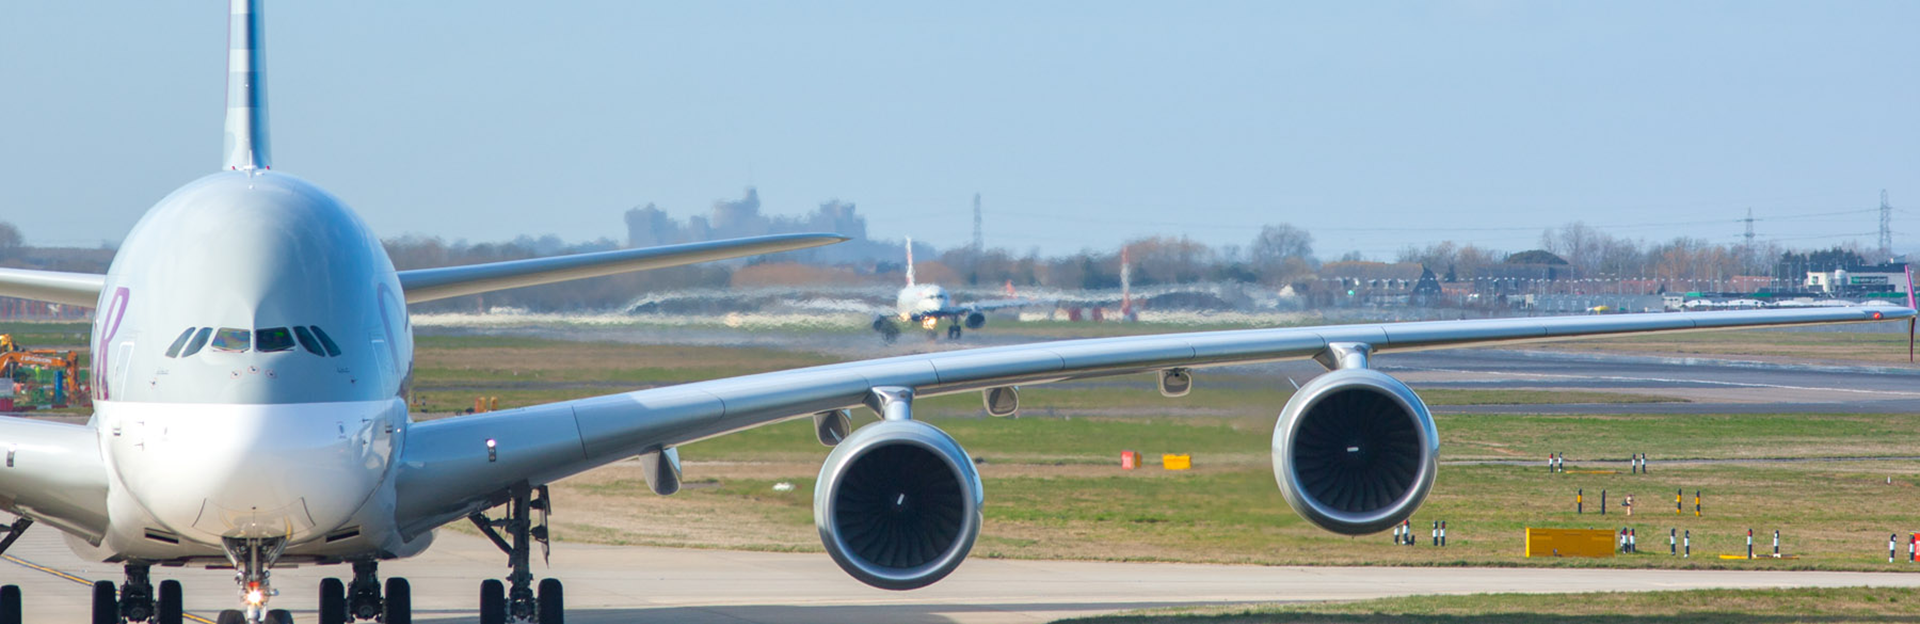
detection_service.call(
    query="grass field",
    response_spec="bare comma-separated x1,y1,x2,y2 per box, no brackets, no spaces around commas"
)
1060,586,1920,623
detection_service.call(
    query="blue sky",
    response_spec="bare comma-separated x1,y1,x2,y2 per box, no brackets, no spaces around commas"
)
2,2,1916,258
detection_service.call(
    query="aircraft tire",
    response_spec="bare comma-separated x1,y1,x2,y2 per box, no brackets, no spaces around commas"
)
383,577,412,624
318,578,347,624
89,580,115,624
215,610,245,624
266,609,294,624
479,579,505,624
537,578,564,624
0,584,20,624
157,580,183,624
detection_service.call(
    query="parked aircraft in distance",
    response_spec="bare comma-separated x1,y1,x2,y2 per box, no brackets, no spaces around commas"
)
872,237,1031,341
0,2,1910,624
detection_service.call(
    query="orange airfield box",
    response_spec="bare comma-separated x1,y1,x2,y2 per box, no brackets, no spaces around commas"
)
1524,528,1617,558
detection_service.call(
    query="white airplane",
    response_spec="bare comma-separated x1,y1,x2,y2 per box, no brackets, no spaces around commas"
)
0,3,1910,624
873,237,1029,341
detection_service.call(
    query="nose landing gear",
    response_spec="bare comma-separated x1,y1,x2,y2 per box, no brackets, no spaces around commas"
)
468,483,564,623
216,537,288,624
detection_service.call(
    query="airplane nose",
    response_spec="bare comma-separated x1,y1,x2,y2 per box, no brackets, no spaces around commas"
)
108,400,396,544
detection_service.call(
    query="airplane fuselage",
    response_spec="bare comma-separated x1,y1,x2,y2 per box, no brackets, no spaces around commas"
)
896,284,952,322
79,170,425,564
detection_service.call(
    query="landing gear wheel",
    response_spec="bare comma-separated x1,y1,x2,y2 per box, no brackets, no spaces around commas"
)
384,577,412,624
157,580,183,624
0,584,20,624
90,580,116,624
479,579,505,624
215,610,245,624
873,317,900,344
537,578,564,624
346,560,384,622
266,609,294,624
947,324,962,340
318,577,347,624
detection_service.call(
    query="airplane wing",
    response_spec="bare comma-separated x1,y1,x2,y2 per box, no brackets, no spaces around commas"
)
392,305,1910,536
397,233,847,304
962,299,1034,312
0,268,106,308
916,300,1033,319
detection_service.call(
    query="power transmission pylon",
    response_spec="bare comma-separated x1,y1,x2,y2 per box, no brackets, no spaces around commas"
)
1880,190,1894,258
971,193,983,254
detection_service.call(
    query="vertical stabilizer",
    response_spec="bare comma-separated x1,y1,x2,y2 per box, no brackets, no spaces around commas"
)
222,0,271,171
905,237,916,287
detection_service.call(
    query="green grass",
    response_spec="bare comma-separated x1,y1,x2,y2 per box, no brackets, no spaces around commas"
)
0,322,92,349
634,457,1920,570
634,404,1920,571
1060,586,1920,623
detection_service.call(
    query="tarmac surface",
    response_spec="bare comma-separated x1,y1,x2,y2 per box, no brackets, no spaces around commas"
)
1380,348,1920,414
9,524,1920,624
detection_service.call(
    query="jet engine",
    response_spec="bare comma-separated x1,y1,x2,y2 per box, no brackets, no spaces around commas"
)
814,419,983,590
1272,368,1438,535
964,311,986,329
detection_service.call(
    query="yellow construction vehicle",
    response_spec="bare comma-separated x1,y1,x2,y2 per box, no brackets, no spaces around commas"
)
0,334,86,409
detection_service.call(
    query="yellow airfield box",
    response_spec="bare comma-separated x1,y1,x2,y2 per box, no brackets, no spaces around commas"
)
1524,528,1616,558
1162,454,1192,470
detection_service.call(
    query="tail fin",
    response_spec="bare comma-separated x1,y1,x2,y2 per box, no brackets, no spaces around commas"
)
222,0,271,171
904,236,916,287
1906,264,1915,311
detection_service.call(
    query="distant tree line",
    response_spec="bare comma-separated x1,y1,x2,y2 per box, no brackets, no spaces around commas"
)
0,217,1900,313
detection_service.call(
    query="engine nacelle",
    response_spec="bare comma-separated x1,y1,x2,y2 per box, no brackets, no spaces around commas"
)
815,419,983,590
963,311,986,329
1272,368,1438,535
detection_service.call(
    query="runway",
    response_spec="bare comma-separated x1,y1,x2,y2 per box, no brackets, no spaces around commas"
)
8,523,1920,624
1361,347,1920,414
433,322,1920,416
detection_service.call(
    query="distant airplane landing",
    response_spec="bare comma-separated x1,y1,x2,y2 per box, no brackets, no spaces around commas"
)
874,237,1031,342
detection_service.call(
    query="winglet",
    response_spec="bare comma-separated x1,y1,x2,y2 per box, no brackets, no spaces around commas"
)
222,0,271,171
904,236,916,287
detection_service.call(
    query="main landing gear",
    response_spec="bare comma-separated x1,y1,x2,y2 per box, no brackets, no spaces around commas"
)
0,517,183,624
91,563,183,624
0,517,31,624
468,484,564,624
872,316,901,344
316,559,410,624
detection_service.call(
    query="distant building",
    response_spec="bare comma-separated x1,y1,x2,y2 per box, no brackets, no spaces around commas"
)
1805,263,1911,295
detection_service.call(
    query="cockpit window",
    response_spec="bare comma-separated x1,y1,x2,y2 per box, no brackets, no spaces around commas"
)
292,326,323,355
164,328,197,358
210,328,251,353
256,328,296,353
309,326,342,357
180,328,214,357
